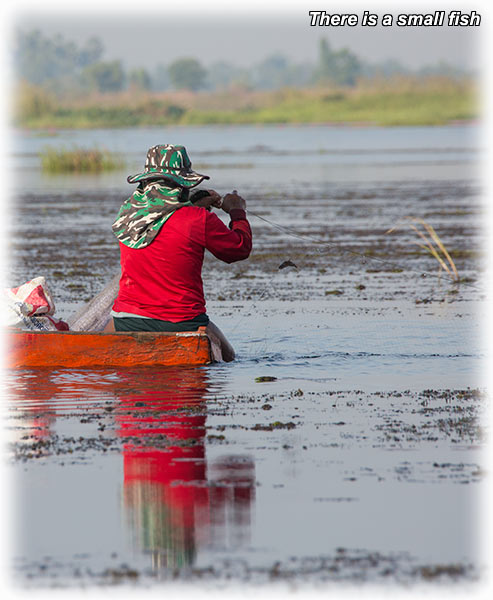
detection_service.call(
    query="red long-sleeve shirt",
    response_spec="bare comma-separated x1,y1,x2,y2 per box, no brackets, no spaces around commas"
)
113,207,252,322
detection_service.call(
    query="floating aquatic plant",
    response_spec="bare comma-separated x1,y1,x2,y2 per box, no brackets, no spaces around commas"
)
386,216,459,282
255,376,277,383
40,146,124,173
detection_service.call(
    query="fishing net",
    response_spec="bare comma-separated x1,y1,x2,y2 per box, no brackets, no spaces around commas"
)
67,273,120,332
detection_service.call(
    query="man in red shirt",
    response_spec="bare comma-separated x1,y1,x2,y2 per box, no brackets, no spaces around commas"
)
111,144,252,362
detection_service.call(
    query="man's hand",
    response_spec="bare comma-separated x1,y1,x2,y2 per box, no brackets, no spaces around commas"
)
221,190,246,214
192,189,222,210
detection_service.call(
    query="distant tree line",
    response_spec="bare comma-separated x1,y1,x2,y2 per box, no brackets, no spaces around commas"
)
14,29,472,96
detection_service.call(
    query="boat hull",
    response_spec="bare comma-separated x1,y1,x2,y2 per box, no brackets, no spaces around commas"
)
6,328,217,368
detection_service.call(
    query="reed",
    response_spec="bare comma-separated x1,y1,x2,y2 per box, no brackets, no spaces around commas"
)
386,217,460,282
40,146,125,173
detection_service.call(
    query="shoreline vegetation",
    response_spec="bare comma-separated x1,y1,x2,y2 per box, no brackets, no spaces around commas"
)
16,76,477,130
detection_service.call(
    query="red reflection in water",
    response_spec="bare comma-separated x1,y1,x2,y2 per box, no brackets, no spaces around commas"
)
113,368,255,570
7,370,66,440
9,367,255,571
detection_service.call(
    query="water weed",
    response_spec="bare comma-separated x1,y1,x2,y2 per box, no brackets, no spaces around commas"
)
40,146,125,173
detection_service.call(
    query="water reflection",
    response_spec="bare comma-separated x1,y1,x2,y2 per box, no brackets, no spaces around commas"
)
113,368,255,572
9,367,255,575
8,371,56,441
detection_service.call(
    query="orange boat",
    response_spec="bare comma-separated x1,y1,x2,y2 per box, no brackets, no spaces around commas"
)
6,327,221,368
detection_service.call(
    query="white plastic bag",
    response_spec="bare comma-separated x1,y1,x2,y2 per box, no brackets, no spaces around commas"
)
3,277,69,331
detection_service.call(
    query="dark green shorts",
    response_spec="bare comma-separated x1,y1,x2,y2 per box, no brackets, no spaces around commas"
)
113,313,209,332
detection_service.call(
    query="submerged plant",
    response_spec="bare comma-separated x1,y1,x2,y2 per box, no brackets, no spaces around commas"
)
40,146,125,173
386,216,459,282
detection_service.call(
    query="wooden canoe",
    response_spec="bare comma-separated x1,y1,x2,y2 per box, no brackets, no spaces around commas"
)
6,327,221,368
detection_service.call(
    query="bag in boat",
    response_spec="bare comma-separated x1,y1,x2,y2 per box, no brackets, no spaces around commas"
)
3,276,69,331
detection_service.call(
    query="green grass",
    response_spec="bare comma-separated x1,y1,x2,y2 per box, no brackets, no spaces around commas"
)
16,78,479,129
40,146,125,173
182,87,477,126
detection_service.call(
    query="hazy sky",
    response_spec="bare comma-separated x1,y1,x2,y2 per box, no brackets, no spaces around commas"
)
8,0,486,71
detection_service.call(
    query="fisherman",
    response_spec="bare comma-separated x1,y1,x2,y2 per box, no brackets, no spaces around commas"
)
110,144,252,361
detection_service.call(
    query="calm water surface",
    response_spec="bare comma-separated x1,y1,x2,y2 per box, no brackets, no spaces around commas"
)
12,123,481,193
8,299,485,586
6,124,486,588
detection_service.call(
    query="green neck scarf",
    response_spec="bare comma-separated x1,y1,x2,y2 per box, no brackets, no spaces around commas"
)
112,182,193,249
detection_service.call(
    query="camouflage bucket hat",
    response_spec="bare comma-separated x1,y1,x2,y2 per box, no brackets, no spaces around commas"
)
127,144,209,188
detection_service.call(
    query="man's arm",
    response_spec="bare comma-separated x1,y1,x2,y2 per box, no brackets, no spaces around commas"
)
204,192,252,263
